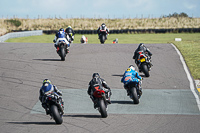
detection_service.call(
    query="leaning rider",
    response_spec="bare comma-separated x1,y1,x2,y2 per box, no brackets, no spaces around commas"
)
133,43,152,65
87,73,112,108
121,65,143,96
39,79,64,115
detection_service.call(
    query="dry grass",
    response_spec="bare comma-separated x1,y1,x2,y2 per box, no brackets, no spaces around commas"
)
0,17,200,35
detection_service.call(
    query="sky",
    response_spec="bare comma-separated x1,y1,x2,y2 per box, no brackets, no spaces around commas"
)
0,0,199,19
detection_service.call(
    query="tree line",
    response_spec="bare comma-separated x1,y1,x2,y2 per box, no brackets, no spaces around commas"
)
163,12,189,18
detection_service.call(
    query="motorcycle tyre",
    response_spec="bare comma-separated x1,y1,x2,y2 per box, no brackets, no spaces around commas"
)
100,35,105,44
130,87,139,104
50,105,63,124
142,64,150,77
98,99,107,118
60,47,66,61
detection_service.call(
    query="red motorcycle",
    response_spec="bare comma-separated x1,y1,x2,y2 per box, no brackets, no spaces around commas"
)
92,87,108,118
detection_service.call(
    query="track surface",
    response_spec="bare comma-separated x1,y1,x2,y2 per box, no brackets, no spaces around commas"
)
0,42,199,133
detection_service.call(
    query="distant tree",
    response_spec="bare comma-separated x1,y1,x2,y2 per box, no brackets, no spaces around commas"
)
179,12,188,17
163,12,189,18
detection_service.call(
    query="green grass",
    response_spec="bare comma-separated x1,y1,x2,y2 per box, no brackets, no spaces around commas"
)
172,41,200,80
6,33,200,79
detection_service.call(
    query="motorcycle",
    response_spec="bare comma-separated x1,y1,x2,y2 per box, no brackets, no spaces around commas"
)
44,92,64,124
99,29,108,44
92,88,109,118
56,39,69,61
136,52,152,77
125,81,142,104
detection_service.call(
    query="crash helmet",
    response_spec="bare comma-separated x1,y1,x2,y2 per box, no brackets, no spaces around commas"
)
92,73,100,78
129,65,135,71
43,79,51,85
68,25,72,28
59,28,64,32
42,79,54,95
139,43,144,47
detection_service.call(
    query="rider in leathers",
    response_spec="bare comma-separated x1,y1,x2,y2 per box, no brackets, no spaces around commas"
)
133,43,152,68
39,79,64,115
65,26,75,43
121,65,143,97
53,28,70,52
87,73,112,108
97,23,109,39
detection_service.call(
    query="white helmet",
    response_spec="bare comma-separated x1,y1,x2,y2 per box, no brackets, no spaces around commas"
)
129,65,135,71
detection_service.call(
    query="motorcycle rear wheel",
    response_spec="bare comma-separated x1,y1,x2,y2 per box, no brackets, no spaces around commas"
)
142,64,150,77
50,105,63,124
98,99,107,118
130,87,139,104
60,47,66,61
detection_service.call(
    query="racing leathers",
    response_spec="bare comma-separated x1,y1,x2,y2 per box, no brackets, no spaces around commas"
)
53,30,70,50
133,43,152,65
121,68,143,96
97,24,109,39
87,75,112,106
65,26,75,43
39,83,63,115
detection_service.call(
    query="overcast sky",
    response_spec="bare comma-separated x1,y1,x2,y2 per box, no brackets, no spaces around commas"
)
0,0,199,19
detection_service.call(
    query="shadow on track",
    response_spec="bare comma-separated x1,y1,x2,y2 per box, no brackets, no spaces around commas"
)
7,121,55,125
111,100,133,104
64,114,101,118
112,74,123,77
33,59,61,61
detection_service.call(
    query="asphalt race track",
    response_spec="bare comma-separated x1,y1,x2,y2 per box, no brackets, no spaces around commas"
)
0,42,200,133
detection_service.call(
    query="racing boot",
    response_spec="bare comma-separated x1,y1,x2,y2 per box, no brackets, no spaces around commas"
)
45,108,50,115
94,102,98,109
126,89,130,96
106,94,111,104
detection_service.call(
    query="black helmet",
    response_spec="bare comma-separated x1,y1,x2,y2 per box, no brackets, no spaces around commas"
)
101,23,106,26
59,28,64,32
92,73,100,78
139,43,144,47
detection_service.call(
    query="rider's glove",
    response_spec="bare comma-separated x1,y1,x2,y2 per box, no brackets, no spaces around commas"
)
104,88,109,92
53,40,56,43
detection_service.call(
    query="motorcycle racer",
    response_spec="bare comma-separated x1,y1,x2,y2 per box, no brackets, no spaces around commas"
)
133,43,152,64
39,79,64,115
53,28,70,52
65,26,75,43
87,73,112,107
121,65,143,96
97,23,109,39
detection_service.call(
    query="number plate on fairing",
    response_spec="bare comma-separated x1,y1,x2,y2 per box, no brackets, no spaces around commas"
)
140,58,145,62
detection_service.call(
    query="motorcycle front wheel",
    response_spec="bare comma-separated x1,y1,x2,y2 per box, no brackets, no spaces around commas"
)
100,35,105,44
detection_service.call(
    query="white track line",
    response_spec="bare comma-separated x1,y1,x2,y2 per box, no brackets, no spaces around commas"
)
171,43,200,111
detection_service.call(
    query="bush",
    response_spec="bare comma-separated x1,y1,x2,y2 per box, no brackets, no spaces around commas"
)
4,19,21,27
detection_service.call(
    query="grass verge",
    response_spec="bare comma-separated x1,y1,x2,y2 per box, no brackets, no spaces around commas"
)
5,33,200,79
